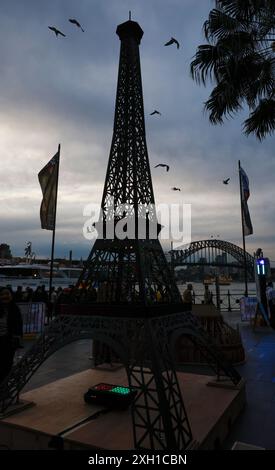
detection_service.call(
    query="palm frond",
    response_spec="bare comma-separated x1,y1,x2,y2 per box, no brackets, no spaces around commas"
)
204,8,245,41
191,44,224,84
191,33,255,86
215,31,255,56
216,1,271,22
244,56,275,106
205,80,243,123
217,53,274,105
244,98,275,139
192,0,275,138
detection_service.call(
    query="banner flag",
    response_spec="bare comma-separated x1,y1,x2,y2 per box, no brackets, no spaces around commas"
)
239,166,253,236
38,151,59,230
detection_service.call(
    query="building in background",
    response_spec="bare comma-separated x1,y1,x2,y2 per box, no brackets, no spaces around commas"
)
0,243,12,260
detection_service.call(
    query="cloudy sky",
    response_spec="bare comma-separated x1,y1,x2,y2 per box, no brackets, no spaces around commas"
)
0,0,274,262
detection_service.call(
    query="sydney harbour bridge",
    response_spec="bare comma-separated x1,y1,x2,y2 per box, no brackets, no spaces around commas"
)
170,238,255,277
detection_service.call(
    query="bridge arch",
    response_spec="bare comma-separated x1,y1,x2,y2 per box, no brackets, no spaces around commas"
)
171,239,255,276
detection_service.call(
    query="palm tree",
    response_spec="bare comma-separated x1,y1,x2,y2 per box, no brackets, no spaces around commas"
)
191,0,275,140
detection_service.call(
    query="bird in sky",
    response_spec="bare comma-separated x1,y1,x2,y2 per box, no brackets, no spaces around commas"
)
69,19,85,32
154,164,169,172
48,26,66,37
150,110,161,116
223,178,230,185
171,187,181,191
164,37,180,49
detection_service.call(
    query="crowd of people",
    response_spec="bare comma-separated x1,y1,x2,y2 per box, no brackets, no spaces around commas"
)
182,283,213,310
1,279,275,386
0,282,202,311
7,284,71,304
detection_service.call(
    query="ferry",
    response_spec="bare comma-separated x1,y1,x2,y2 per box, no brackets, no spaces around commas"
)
218,275,233,286
0,264,82,290
203,275,232,286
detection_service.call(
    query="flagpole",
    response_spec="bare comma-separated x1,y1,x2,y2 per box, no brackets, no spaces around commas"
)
49,144,61,299
238,160,248,297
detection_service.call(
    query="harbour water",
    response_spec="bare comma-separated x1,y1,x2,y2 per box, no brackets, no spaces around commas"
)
177,282,256,297
177,282,257,312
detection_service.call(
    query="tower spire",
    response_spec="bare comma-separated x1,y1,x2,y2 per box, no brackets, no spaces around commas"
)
77,20,182,306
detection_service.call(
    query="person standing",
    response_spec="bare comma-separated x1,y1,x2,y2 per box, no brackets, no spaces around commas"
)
0,288,23,383
14,286,23,303
45,287,57,322
204,285,213,305
182,283,193,311
266,282,275,328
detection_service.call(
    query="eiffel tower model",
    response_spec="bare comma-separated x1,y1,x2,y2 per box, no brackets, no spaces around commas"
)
77,18,182,309
0,18,241,451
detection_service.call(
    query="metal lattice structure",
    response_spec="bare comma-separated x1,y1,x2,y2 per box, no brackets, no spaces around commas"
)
171,239,255,276
0,312,241,449
76,20,181,305
0,20,243,451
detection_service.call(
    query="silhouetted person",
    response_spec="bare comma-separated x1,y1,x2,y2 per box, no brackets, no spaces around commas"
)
56,288,72,313
0,288,23,384
48,287,57,320
266,282,275,329
182,283,193,311
40,285,49,303
156,284,163,302
32,287,43,302
204,285,213,305
87,286,97,302
23,287,33,302
97,281,110,302
14,286,23,303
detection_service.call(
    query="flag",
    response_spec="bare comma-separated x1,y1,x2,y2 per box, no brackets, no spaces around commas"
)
38,150,59,230
240,166,253,236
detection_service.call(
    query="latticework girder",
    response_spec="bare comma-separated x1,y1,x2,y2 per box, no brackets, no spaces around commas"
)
0,312,241,449
171,239,255,276
76,20,181,305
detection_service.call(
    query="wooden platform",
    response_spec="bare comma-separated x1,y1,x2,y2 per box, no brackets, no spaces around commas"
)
0,368,246,450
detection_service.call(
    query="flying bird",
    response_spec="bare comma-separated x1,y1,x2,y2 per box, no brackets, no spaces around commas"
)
154,164,169,172
171,187,181,191
69,18,85,32
150,110,161,116
48,26,66,37
223,178,230,185
164,37,180,49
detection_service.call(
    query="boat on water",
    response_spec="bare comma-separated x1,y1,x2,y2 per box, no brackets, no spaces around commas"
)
203,275,232,286
0,264,82,290
218,275,233,285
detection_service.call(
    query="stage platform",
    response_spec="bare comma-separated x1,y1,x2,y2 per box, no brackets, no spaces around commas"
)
0,368,245,450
